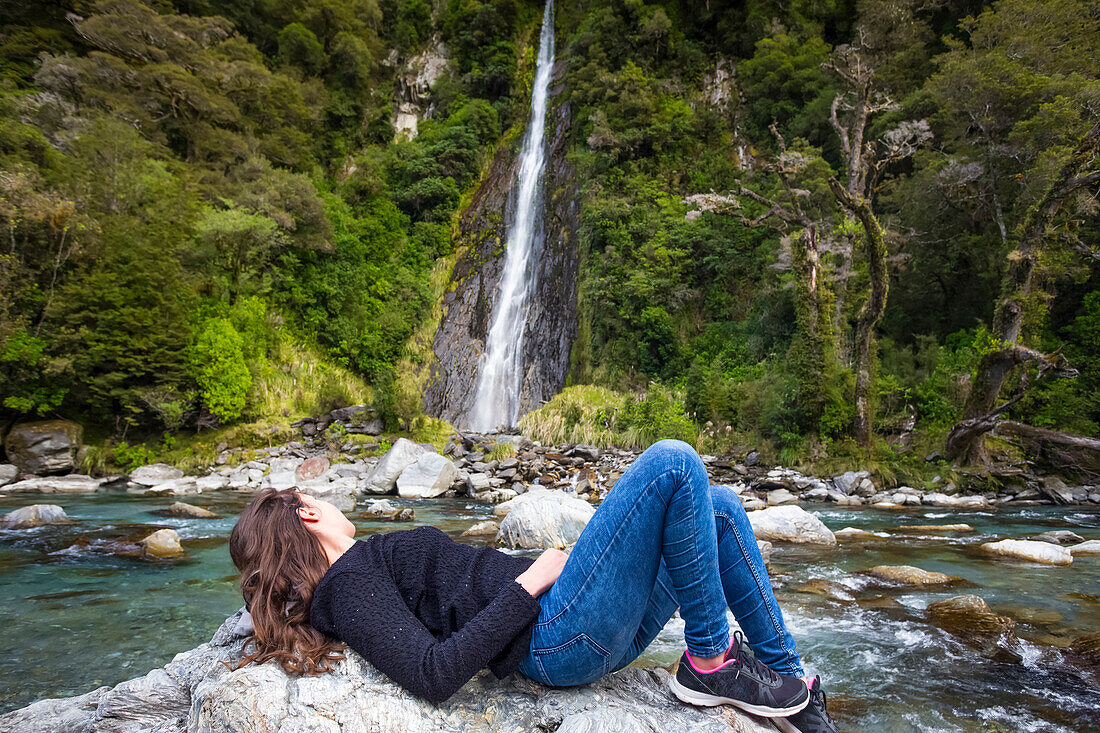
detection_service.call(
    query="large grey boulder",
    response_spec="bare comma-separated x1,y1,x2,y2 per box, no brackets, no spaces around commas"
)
1039,476,1077,505
128,464,184,487
0,610,773,732
397,453,458,498
4,475,102,493
0,504,72,528
362,439,424,494
832,470,870,495
3,420,83,474
747,505,836,546
495,488,596,549
0,464,18,487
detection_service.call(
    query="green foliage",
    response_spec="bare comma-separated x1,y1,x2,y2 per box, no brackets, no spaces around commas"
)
617,383,697,448
111,441,158,473
737,32,838,154
191,317,252,423
1,0,1097,476
277,23,325,73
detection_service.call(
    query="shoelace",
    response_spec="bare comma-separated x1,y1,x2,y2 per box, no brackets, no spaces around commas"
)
811,680,836,725
727,630,780,684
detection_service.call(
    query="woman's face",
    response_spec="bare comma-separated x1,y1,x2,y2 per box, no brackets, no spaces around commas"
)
295,491,356,540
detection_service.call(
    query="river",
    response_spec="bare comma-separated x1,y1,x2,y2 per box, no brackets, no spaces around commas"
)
1,489,1097,731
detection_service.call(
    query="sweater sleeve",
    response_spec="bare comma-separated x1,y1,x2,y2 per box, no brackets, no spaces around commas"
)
327,567,542,704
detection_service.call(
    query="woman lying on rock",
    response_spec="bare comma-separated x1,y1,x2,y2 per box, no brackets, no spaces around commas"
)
228,438,837,733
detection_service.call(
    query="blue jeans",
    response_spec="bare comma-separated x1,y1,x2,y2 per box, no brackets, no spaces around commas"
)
517,439,803,687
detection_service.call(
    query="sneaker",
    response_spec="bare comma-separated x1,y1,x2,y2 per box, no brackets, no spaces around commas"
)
669,631,809,717
774,676,839,733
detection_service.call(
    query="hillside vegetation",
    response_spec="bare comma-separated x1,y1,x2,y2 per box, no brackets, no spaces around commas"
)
1,0,1097,475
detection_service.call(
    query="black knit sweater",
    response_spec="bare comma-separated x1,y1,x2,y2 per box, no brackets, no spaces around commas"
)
309,525,542,704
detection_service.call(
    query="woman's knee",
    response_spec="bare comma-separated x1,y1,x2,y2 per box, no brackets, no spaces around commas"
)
644,439,705,476
710,483,747,517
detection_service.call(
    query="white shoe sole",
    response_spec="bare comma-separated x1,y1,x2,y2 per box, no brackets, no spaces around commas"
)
668,675,810,717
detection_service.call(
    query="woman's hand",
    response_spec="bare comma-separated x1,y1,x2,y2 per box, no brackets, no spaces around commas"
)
515,548,569,598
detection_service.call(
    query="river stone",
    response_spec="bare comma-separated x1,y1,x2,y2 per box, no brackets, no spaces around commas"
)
796,578,855,603
0,609,776,732
980,539,1073,565
922,492,989,508
0,463,18,487
756,540,772,566
0,504,71,528
265,470,297,490
128,477,200,496
1039,476,1076,504
362,499,414,522
3,419,83,474
140,528,183,558
296,456,330,482
865,565,959,586
741,497,766,511
397,453,458,498
1069,631,1100,667
297,479,356,512
362,438,424,494
571,444,601,461
161,501,219,519
496,489,596,549
461,519,500,537
1069,540,1100,556
746,505,836,545
834,527,879,540
197,474,229,492
129,463,184,487
766,489,797,506
4,474,102,493
832,471,867,494
1032,530,1085,545
897,523,974,533
927,595,1017,636
467,472,492,493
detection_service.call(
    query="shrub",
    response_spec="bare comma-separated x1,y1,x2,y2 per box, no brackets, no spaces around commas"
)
192,317,252,423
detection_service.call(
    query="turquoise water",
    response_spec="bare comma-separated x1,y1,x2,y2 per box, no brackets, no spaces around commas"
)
1,490,1097,731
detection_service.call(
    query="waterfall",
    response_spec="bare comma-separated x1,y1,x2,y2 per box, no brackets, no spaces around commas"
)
467,0,555,432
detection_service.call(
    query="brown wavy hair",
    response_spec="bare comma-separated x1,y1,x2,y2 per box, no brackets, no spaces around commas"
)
227,487,346,675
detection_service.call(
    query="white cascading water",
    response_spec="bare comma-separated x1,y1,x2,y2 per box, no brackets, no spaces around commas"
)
467,0,555,432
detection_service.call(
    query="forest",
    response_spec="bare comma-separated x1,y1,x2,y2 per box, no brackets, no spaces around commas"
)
1,0,1098,479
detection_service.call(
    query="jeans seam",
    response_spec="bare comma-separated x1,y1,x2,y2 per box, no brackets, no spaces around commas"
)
680,449,729,658
534,460,685,629
716,509,802,675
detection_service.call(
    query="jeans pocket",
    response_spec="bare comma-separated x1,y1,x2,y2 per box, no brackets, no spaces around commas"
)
530,632,612,687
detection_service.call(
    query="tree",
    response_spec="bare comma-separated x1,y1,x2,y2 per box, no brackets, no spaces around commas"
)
194,207,283,304
820,2,934,446
684,125,839,433
944,120,1100,463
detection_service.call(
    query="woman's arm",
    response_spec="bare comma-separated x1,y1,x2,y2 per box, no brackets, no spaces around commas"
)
327,569,542,704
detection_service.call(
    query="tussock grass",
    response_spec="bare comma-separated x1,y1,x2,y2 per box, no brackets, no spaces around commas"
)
519,385,624,447
250,338,372,420
485,442,517,461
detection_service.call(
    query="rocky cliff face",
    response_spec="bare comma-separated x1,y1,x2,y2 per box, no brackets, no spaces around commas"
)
422,57,579,428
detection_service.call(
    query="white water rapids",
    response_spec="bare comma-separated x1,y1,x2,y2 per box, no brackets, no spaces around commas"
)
467,0,555,432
